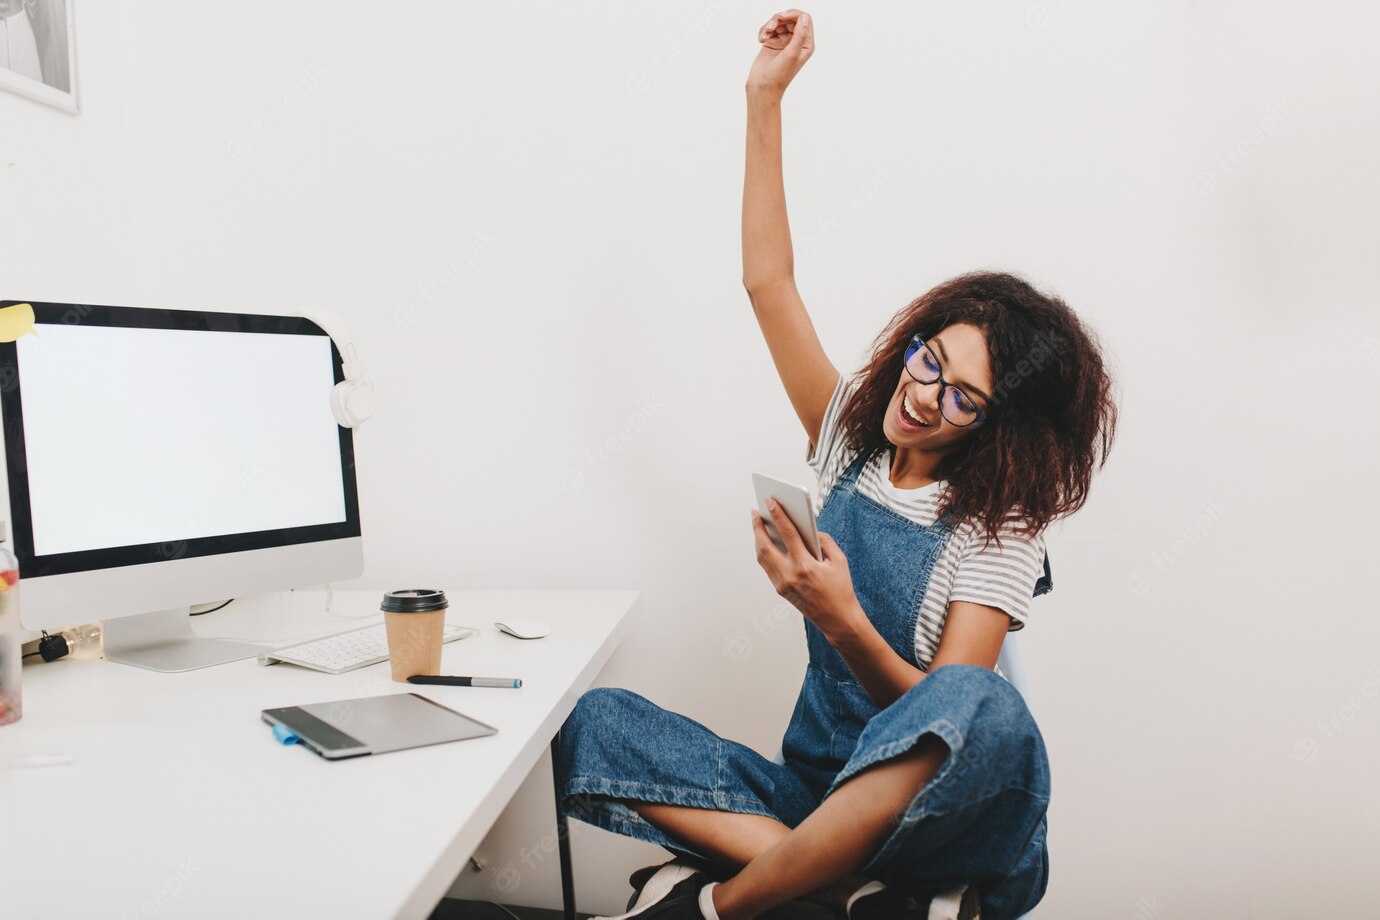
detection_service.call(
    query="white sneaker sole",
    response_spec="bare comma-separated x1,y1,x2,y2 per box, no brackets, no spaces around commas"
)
929,883,980,920
594,861,704,920
846,880,889,915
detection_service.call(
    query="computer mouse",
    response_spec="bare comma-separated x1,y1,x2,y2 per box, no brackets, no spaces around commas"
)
494,618,550,640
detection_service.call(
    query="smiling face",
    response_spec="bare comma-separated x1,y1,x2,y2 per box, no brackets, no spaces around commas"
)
882,322,996,453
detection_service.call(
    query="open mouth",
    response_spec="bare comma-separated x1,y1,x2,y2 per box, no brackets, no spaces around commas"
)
899,393,934,430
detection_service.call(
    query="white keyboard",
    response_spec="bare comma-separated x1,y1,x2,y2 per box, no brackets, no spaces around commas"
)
257,623,478,675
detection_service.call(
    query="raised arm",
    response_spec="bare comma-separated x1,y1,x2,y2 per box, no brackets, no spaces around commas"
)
743,10,840,452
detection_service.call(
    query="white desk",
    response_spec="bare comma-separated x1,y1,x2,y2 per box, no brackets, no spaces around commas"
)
0,589,639,919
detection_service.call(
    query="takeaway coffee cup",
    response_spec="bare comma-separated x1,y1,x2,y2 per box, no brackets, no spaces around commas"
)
380,589,449,681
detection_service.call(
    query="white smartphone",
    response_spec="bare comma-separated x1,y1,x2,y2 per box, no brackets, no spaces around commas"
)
752,473,823,561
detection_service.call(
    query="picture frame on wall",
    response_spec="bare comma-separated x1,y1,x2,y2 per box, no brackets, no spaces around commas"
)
0,0,78,114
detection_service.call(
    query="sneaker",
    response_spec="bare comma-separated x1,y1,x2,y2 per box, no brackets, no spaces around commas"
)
847,880,981,920
625,857,736,914
597,860,714,919
921,882,982,920
627,859,836,920
847,881,925,919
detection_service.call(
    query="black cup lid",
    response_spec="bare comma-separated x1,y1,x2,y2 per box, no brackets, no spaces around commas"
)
380,588,449,613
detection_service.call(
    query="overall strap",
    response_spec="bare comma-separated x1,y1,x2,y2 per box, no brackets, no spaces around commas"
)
837,445,877,486
936,497,965,529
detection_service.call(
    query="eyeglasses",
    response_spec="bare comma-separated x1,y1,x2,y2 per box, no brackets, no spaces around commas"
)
902,335,989,428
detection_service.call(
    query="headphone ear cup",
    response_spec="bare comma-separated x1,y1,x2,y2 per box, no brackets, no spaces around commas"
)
331,380,376,428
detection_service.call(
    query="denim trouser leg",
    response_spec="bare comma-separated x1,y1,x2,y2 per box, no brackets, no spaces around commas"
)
555,687,820,864
555,670,1050,919
986,812,1049,920
826,664,1051,920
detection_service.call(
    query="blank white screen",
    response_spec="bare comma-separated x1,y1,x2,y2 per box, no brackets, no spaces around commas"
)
17,323,347,556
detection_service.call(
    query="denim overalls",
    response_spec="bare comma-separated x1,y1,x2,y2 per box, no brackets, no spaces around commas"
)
558,447,1053,919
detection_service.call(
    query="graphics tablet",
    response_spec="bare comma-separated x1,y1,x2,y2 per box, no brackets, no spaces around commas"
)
262,692,497,760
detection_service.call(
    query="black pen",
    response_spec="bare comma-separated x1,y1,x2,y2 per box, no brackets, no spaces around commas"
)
408,675,522,688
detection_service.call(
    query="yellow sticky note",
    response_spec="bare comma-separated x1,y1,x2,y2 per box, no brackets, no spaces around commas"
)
0,303,38,342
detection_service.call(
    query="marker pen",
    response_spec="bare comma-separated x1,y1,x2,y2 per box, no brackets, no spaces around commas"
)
407,675,522,688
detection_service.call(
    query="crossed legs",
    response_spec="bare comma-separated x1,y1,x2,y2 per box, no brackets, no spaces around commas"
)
632,731,950,920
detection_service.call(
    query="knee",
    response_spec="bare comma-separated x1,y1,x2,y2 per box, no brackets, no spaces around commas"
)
559,688,637,784
570,685,635,718
567,686,633,732
919,665,1047,784
563,686,656,748
924,664,1031,725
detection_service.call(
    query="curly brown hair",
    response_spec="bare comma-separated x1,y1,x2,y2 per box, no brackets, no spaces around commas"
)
836,270,1118,552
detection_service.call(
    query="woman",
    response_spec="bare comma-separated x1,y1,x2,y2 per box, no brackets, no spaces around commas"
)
556,10,1118,920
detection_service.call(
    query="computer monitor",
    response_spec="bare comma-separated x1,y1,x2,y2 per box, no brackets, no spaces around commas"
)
0,300,364,672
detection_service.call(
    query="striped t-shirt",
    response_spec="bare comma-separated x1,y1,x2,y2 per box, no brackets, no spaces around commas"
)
805,374,1048,676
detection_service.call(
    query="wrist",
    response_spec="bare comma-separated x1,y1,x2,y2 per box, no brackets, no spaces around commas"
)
825,601,874,651
745,86,784,108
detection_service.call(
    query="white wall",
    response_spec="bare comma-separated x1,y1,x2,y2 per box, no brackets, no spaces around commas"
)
5,1,1378,916
1,2,136,304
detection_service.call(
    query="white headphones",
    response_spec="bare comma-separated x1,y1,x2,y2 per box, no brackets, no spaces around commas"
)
295,305,376,429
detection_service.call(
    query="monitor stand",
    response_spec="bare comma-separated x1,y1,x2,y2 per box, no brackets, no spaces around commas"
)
102,606,264,672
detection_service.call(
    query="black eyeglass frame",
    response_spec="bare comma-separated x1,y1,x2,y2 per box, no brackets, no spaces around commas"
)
902,334,991,428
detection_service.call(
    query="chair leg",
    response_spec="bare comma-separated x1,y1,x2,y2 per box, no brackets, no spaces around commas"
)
551,730,577,920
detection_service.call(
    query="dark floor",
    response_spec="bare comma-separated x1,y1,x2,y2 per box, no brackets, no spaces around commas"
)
428,898,594,920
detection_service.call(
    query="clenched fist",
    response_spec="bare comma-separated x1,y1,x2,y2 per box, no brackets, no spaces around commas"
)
746,9,815,100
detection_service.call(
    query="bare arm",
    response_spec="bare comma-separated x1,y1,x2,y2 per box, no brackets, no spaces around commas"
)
830,599,1012,709
743,10,839,451
754,488,1013,710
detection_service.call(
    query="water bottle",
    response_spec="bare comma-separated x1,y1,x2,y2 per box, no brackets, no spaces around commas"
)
0,523,20,726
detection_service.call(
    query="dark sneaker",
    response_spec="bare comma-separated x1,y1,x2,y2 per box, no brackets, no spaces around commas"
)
630,878,715,919
925,882,981,920
601,860,714,919
627,858,835,920
847,881,925,918
626,856,739,914
848,880,981,919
